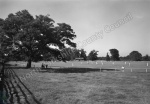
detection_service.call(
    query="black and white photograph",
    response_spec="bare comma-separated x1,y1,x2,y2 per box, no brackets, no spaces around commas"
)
0,0,150,104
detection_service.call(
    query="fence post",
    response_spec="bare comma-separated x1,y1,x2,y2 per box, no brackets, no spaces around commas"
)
131,68,132,72
146,69,147,73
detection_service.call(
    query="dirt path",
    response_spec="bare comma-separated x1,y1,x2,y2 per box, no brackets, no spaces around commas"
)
3,67,42,104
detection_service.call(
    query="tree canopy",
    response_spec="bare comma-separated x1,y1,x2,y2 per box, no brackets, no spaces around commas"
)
109,49,120,61
88,50,98,61
129,51,142,61
0,10,76,68
0,18,13,63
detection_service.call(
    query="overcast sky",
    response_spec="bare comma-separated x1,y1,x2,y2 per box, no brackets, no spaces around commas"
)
0,0,150,56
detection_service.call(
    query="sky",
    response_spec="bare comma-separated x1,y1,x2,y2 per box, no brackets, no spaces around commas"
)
0,0,150,56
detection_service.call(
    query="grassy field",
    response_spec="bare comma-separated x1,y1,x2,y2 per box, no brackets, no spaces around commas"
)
6,61,150,104
10,60,150,69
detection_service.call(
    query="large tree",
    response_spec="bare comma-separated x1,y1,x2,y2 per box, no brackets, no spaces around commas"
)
2,10,76,68
109,49,120,61
129,51,142,61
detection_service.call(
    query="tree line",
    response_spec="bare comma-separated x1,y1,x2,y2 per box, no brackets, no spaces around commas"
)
58,48,150,61
82,48,150,61
101,49,149,61
60,48,150,61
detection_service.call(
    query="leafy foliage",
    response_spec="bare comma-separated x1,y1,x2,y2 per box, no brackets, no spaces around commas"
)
80,49,87,60
142,54,150,61
106,52,110,61
0,18,13,63
129,51,142,61
109,49,120,61
60,48,75,61
1,10,76,68
88,50,98,61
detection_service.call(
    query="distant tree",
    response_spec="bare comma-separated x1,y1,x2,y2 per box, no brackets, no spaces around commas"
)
74,49,80,58
106,52,110,61
120,55,130,61
88,50,98,61
142,54,149,61
129,51,142,61
80,49,87,60
97,57,106,60
109,49,120,61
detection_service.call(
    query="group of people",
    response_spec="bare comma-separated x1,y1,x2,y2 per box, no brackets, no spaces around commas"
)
41,63,48,69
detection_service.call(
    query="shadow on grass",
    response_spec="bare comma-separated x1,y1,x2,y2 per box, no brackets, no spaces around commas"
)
7,65,120,73
6,66,34,70
10,68,42,104
38,67,120,73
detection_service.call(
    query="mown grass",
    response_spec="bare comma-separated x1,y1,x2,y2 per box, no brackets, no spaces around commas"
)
10,65,150,104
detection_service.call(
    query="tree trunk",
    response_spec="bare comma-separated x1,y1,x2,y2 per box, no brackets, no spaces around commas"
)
0,62,5,79
26,57,32,68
